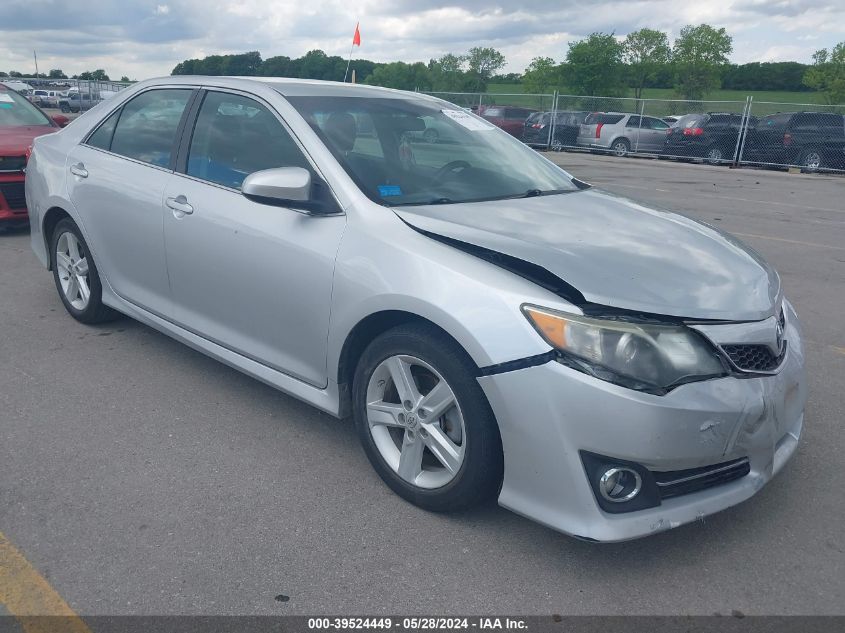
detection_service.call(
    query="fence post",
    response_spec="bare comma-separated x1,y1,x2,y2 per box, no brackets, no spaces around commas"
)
734,96,753,168
635,98,645,153
478,92,483,112
548,90,558,149
732,96,751,167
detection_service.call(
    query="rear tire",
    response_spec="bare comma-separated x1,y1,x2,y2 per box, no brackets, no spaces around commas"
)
705,146,725,164
50,218,118,324
611,138,630,157
353,323,503,512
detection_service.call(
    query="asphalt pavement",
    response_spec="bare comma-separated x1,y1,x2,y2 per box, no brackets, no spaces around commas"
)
0,154,843,616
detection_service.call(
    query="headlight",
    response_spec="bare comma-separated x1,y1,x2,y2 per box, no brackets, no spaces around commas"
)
523,305,727,393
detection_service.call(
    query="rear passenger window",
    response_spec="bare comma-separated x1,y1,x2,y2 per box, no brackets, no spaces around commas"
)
644,117,669,130
110,89,192,168
86,109,120,151
627,116,641,127
187,91,310,190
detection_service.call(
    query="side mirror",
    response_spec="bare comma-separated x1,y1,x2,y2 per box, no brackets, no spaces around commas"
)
52,114,70,128
242,167,312,205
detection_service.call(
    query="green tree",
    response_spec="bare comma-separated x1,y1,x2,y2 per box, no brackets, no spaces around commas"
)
48,69,67,79
521,57,559,94
0,72,8,77
9,71,23,77
428,53,470,91
221,51,262,76
260,55,293,77
465,47,506,92
565,32,624,96
803,42,845,104
78,69,110,81
120,76,130,82
672,24,732,100
623,28,670,99
365,62,430,90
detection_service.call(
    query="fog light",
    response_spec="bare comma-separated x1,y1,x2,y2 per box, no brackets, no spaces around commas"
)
599,467,642,502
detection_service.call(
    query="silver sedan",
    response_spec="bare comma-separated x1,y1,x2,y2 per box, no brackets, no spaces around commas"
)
25,77,806,542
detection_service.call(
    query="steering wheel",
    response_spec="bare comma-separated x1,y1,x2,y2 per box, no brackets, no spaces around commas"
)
431,160,471,184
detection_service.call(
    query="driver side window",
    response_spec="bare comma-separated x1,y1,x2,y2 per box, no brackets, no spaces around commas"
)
187,91,310,190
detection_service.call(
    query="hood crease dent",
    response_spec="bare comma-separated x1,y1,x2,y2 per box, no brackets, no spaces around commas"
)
393,189,781,322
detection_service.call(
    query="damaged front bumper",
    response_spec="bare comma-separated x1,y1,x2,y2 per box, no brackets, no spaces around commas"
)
478,301,806,542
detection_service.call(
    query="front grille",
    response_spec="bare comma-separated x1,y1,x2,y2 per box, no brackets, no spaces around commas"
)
654,458,750,500
722,343,785,372
0,156,26,172
0,182,26,210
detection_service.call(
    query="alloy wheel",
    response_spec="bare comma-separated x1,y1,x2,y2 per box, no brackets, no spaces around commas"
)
612,141,628,157
365,354,466,489
55,231,91,311
802,152,821,171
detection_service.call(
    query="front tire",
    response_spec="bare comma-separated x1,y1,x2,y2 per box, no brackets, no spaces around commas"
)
799,148,823,172
353,324,503,512
50,218,118,324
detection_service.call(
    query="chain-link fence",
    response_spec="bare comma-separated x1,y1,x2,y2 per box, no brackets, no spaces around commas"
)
423,90,845,174
1,77,133,113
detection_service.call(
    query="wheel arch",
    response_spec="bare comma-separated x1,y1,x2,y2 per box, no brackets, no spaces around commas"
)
42,206,74,269
335,309,480,417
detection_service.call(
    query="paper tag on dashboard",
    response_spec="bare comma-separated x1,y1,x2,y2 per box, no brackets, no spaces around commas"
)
0,94,14,103
441,109,495,131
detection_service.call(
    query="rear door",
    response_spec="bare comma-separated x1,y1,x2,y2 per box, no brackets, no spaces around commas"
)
745,113,791,163
66,87,195,317
162,89,346,387
624,115,643,151
638,116,670,152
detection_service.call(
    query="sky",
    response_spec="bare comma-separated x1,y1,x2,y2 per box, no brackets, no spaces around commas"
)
1,0,844,80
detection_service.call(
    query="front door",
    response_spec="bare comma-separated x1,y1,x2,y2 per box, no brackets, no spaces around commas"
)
163,90,345,387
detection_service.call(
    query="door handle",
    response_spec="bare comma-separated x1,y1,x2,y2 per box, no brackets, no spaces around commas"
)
166,195,194,215
69,163,88,178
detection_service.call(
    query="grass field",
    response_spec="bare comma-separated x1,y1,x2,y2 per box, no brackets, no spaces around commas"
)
485,83,825,103
472,84,834,116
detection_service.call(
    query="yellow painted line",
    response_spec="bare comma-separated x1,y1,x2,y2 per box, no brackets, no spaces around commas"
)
730,232,845,252
0,531,91,633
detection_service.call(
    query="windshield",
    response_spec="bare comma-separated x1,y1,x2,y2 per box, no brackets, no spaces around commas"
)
0,89,52,126
286,95,577,206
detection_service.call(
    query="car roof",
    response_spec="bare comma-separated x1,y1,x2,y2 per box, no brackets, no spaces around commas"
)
135,75,440,101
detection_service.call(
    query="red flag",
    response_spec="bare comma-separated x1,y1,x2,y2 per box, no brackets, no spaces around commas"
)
352,23,361,46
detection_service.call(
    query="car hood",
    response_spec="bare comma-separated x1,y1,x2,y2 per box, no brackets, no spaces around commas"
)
0,126,56,154
393,189,780,321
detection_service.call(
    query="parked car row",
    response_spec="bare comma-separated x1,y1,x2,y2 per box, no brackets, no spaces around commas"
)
512,106,845,172
0,85,69,226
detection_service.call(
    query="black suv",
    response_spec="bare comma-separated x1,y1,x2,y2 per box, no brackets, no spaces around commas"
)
742,111,845,171
522,111,590,150
663,112,754,164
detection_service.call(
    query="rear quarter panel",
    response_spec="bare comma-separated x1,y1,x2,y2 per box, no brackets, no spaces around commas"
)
26,132,72,267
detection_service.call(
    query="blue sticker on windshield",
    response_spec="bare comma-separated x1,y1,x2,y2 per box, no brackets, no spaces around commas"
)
0,104,12,109
378,185,402,197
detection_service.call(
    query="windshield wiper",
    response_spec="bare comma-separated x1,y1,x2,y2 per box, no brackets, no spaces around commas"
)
428,197,455,205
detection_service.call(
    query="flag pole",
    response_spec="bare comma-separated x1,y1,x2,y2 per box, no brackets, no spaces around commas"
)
343,22,359,82
343,40,355,83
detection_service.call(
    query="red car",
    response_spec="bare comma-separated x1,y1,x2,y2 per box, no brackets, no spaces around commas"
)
0,85,68,227
479,105,538,139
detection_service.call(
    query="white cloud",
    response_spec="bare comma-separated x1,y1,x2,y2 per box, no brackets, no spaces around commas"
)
0,0,843,80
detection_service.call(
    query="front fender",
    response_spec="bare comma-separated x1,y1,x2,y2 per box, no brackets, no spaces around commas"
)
327,211,580,379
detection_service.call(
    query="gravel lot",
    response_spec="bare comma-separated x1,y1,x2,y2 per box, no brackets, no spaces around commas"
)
1,154,843,616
